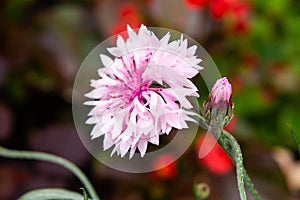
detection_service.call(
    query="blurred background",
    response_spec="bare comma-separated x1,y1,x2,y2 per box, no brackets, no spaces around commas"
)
0,0,300,199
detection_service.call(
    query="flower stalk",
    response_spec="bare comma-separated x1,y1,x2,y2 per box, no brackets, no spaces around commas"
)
218,130,261,200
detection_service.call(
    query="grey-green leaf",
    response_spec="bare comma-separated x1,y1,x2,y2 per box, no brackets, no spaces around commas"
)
18,188,88,200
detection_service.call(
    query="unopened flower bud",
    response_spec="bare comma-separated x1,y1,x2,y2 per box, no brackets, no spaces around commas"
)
209,77,232,109
204,77,233,127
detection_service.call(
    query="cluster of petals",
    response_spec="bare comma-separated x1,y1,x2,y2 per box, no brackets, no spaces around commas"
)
85,25,203,158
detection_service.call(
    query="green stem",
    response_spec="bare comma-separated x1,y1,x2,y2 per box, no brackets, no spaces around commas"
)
0,146,100,200
243,170,262,200
218,130,262,200
217,130,246,200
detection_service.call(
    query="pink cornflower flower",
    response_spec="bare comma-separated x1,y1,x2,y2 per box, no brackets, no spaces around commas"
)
85,25,203,158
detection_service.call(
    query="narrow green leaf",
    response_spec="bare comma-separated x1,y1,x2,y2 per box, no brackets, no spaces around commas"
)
18,188,86,200
288,124,300,154
0,146,99,200
80,187,89,200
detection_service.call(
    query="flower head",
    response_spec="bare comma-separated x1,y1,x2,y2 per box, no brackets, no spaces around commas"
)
85,25,203,159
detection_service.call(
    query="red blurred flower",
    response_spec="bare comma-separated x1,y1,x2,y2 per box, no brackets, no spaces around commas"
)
111,3,144,36
230,2,251,33
210,0,251,33
196,133,233,175
211,0,231,19
151,154,177,180
224,115,236,132
184,0,210,10
230,75,244,92
243,54,259,70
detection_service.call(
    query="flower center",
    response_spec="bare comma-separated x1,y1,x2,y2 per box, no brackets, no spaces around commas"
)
129,83,150,103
